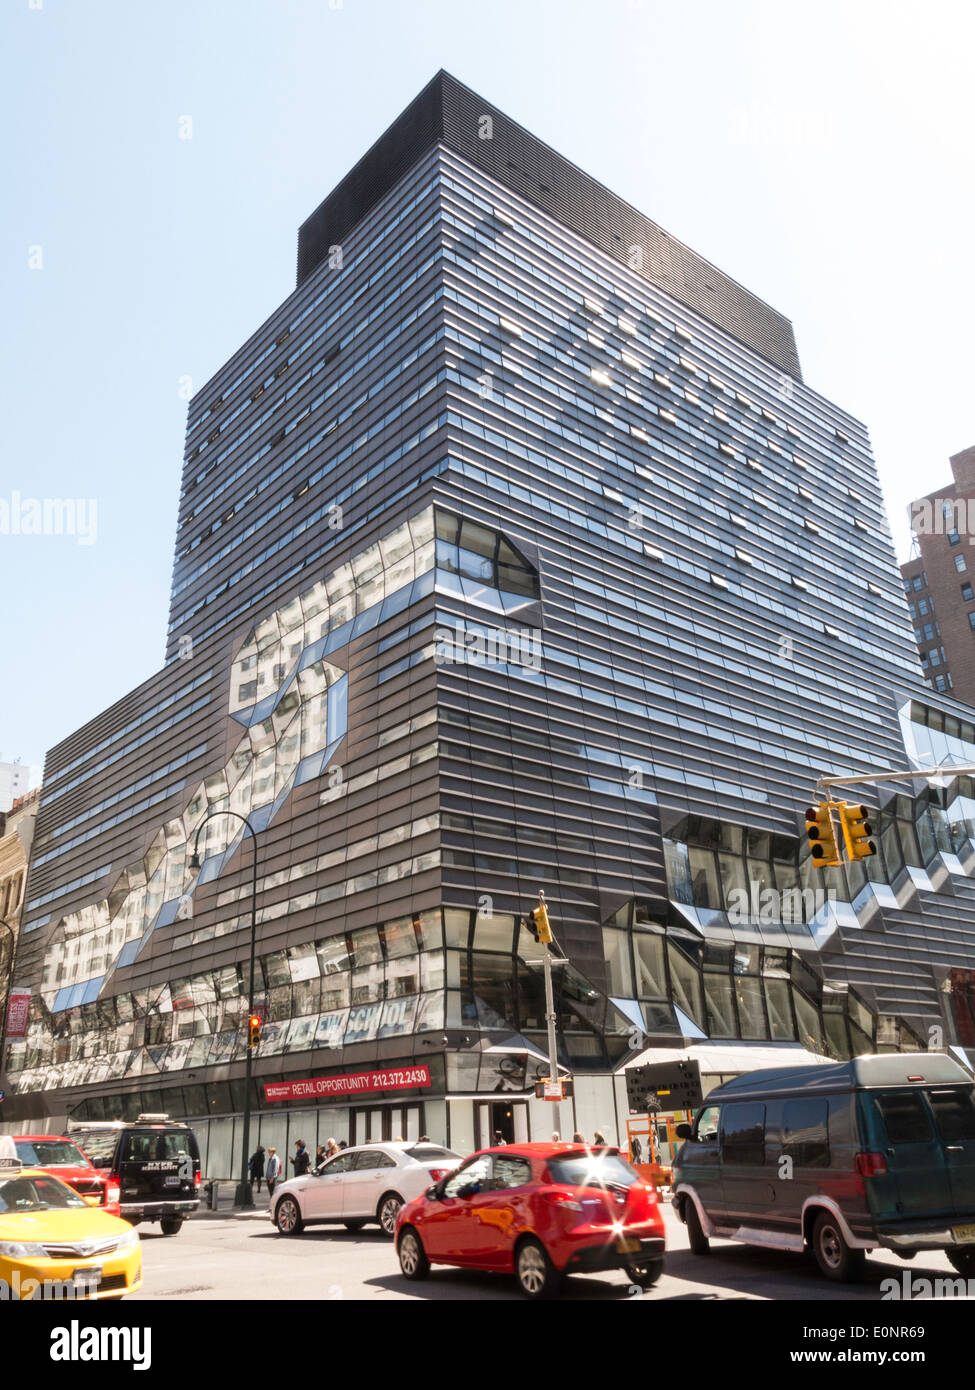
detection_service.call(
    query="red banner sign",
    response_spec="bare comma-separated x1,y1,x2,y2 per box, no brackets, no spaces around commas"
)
264,1065,432,1103
5,990,30,1040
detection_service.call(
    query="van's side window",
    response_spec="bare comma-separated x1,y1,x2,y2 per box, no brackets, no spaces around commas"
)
873,1092,933,1144
782,1098,830,1167
695,1106,720,1142
720,1102,766,1165
928,1088,975,1142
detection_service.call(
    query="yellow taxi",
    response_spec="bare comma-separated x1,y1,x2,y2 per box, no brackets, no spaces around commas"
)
0,1137,142,1300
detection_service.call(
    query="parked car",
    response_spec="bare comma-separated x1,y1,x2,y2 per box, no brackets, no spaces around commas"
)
671,1052,975,1281
272,1141,462,1238
0,1137,141,1300
395,1142,665,1298
68,1114,201,1235
13,1135,121,1218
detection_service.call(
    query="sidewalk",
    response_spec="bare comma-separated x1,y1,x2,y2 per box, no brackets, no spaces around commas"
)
193,1180,275,1220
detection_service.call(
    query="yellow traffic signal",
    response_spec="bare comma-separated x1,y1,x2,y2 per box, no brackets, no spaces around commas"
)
248,1013,262,1047
805,803,841,867
837,802,877,861
525,902,553,945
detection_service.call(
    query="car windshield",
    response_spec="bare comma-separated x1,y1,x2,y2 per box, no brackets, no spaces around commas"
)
0,1175,89,1213
547,1153,639,1191
14,1140,91,1168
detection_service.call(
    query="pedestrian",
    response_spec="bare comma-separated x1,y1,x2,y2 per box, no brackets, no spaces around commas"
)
392,1135,404,1142
419,1135,430,1142
337,1139,348,1149
290,1139,311,1176
315,1144,327,1170
593,1129,606,1147
325,1136,340,1158
493,1131,506,1147
630,1136,643,1164
248,1145,266,1192
265,1147,281,1196
572,1131,585,1143
551,1131,561,1142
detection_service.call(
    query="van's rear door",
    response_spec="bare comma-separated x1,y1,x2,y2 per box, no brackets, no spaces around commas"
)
926,1086,975,1220
863,1090,952,1219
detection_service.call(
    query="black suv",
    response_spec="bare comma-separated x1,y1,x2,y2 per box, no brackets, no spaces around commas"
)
70,1114,201,1235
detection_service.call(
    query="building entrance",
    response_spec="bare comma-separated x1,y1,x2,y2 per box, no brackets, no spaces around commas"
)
351,1104,422,1145
475,1099,528,1148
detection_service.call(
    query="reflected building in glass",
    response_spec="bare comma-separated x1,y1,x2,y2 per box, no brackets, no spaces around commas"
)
6,73,975,1158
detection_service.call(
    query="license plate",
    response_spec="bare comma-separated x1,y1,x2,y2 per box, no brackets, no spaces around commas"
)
952,1224,975,1244
72,1265,102,1293
164,1176,181,1187
616,1236,641,1255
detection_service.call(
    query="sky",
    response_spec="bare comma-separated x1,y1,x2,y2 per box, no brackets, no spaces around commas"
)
1,0,973,779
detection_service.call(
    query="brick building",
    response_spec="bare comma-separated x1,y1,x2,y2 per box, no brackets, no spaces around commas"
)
902,445,975,701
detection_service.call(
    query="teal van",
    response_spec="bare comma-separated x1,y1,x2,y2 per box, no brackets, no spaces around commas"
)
671,1053,975,1281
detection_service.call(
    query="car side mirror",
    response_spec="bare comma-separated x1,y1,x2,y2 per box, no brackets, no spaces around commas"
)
675,1123,693,1140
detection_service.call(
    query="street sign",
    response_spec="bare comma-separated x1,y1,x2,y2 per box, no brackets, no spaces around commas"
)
533,1079,574,1101
625,1059,702,1114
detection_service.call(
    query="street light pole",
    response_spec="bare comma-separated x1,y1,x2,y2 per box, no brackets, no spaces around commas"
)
189,811,259,1211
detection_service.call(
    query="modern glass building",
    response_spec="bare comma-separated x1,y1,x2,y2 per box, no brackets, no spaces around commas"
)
5,73,975,1166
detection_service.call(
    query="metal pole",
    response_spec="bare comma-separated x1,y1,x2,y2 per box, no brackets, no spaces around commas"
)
540,892,559,1094
235,830,259,1211
0,918,15,1047
816,763,975,791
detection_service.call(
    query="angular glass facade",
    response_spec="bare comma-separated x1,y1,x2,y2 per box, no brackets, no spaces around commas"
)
6,74,975,1147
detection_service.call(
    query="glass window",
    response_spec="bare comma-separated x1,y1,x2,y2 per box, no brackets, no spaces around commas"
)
493,1156,533,1189
872,1091,933,1144
443,1154,492,1197
928,1088,975,1142
720,1102,766,1165
352,1149,397,1170
694,1105,720,1142
320,1153,355,1175
783,1098,830,1166
13,1139,90,1167
955,554,968,573
633,929,667,998
688,848,721,909
602,928,634,996
0,1175,87,1212
546,1153,638,1188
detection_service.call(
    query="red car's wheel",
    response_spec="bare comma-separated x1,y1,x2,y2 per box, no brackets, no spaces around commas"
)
514,1237,562,1299
398,1226,430,1280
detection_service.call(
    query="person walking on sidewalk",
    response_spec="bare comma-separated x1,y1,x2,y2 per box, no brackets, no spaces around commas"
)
248,1145,266,1192
265,1148,281,1196
290,1140,311,1177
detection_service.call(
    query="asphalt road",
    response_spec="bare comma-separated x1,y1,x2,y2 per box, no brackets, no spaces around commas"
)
127,1201,969,1302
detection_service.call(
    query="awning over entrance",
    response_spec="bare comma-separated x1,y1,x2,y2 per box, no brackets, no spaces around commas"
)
615,1040,833,1075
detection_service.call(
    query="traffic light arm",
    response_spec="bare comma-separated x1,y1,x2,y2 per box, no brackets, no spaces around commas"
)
816,764,975,790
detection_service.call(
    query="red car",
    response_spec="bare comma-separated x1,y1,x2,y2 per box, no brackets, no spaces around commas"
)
395,1142,665,1298
14,1135,122,1218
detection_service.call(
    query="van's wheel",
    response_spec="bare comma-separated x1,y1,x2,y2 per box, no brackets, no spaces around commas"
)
397,1226,430,1280
275,1196,303,1236
515,1237,562,1299
684,1199,710,1255
377,1192,403,1237
811,1211,864,1282
160,1218,183,1236
947,1248,975,1276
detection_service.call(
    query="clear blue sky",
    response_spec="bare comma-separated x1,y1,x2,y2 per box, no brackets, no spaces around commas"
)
2,0,973,776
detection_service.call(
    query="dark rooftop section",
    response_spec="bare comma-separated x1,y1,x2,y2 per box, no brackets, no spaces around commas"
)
297,71,802,380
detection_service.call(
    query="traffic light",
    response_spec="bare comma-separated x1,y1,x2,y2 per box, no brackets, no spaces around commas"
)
837,802,877,861
524,901,553,945
248,1013,262,1048
805,802,841,867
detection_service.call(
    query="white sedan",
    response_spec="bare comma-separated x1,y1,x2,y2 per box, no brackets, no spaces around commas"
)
271,1142,462,1238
